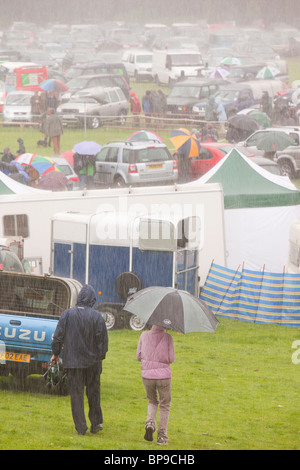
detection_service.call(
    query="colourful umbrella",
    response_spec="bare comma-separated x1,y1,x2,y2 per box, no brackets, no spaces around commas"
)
128,130,163,143
220,57,243,66
256,66,281,79
40,78,68,93
14,154,63,175
170,128,201,158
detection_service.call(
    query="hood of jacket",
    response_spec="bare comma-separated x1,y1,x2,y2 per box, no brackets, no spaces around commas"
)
76,284,97,307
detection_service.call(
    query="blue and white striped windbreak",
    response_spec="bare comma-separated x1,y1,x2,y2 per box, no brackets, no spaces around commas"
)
200,262,300,327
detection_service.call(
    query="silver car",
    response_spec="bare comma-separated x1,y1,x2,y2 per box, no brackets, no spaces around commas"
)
3,90,34,123
94,141,178,187
57,86,128,128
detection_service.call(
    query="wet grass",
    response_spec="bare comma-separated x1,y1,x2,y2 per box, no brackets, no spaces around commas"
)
0,318,299,450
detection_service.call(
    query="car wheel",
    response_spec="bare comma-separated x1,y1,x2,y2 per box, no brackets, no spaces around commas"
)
114,175,126,188
95,306,120,330
118,111,127,126
279,159,294,178
127,314,146,331
88,115,101,129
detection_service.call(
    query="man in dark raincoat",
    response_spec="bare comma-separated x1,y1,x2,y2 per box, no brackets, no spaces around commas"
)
51,284,108,435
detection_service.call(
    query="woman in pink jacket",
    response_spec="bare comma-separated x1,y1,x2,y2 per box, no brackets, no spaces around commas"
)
136,325,175,445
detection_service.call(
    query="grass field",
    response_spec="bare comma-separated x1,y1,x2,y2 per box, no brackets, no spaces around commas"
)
0,318,299,450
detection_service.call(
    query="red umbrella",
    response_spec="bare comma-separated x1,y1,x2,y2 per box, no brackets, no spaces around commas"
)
38,172,68,191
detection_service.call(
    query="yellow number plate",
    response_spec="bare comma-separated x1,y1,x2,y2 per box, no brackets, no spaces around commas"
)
0,351,30,363
148,164,163,169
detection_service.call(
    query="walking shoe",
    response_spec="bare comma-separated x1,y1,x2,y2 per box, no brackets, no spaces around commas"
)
91,424,103,434
144,425,154,442
157,437,168,445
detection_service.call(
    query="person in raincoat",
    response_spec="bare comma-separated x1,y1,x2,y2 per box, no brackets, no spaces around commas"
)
137,325,175,445
51,284,108,436
205,95,217,122
43,108,64,155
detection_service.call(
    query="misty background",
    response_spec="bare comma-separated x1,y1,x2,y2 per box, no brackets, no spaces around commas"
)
0,0,299,27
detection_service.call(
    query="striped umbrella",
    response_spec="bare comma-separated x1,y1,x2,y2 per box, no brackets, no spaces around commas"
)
128,130,163,143
220,57,243,66
256,66,281,79
14,154,63,175
170,128,201,158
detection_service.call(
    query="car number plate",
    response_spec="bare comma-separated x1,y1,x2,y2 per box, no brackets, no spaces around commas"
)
148,164,163,169
0,351,30,363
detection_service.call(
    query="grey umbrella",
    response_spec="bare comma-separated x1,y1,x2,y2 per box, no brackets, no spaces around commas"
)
123,286,218,334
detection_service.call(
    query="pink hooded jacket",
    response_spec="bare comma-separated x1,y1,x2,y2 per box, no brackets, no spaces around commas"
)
136,325,175,379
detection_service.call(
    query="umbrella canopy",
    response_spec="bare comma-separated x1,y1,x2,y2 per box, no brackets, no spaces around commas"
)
14,154,63,176
229,114,260,132
128,130,163,143
73,141,102,155
256,131,296,152
256,66,281,79
170,128,201,158
40,78,68,93
209,67,230,80
123,286,219,334
245,109,271,128
60,150,74,166
220,57,243,66
37,171,68,191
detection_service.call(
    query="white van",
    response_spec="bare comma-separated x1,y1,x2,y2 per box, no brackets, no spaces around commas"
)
122,50,153,82
151,49,204,87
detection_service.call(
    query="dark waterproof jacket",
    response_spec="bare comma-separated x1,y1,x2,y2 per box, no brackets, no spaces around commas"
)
52,284,108,368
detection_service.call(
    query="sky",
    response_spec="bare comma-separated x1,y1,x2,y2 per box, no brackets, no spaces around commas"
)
0,0,299,28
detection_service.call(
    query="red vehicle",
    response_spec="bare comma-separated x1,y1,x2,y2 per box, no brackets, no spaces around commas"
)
0,62,48,93
189,142,255,180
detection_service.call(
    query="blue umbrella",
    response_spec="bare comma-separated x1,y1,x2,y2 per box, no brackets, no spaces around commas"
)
73,141,102,155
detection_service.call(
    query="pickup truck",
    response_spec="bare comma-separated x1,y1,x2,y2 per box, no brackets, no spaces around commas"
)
0,271,81,386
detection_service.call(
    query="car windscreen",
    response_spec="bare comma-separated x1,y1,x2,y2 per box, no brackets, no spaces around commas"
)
168,85,202,98
6,94,32,105
128,147,171,163
214,89,239,102
0,250,23,272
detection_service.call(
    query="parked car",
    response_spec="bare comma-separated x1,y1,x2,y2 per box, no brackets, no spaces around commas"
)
122,50,153,82
188,142,281,180
62,73,130,102
249,156,282,175
3,90,34,122
64,61,130,87
57,86,128,129
94,141,178,187
188,142,255,179
0,246,24,273
50,157,80,190
273,146,300,178
239,127,300,154
167,78,223,116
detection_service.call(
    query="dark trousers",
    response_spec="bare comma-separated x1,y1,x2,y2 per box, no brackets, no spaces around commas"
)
67,362,103,434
